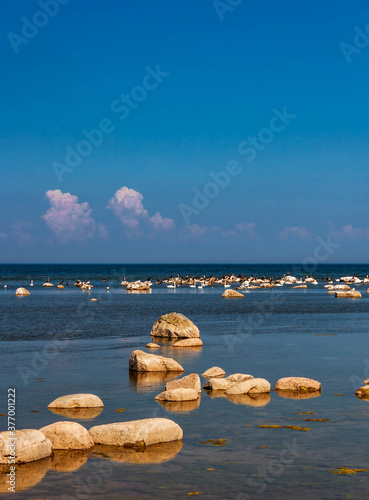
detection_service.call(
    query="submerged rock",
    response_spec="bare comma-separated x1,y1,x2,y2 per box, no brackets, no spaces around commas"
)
355,385,369,398
173,338,203,347
221,289,244,298
155,388,199,402
275,377,321,392
39,421,94,450
150,312,200,339
225,378,271,395
89,418,183,447
129,350,184,372
165,373,202,394
48,394,104,408
202,366,226,379
0,429,52,464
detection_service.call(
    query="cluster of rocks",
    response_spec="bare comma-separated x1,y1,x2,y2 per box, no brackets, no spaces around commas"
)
0,392,183,479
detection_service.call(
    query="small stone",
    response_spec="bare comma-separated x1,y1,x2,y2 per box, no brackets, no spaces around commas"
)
146,342,160,349
48,394,104,408
202,367,225,379
173,338,203,347
155,388,199,402
166,373,201,393
221,289,244,298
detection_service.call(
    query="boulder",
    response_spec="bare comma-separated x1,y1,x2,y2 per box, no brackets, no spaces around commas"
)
355,385,369,398
225,378,271,395
43,282,54,287
0,430,52,464
221,289,244,298
293,285,307,289
165,373,201,394
202,366,225,379
48,393,104,408
204,374,253,391
129,350,184,372
15,287,30,296
335,290,362,298
146,342,160,349
173,338,203,348
39,421,94,450
89,418,183,447
155,388,199,402
275,377,321,392
150,312,200,339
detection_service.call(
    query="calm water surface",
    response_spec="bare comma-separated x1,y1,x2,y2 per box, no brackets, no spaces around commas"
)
0,265,369,499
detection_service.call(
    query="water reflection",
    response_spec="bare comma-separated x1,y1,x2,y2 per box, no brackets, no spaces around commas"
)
275,390,321,400
129,371,180,393
91,440,183,464
0,457,51,493
48,406,104,420
227,393,271,407
51,450,90,472
156,398,201,413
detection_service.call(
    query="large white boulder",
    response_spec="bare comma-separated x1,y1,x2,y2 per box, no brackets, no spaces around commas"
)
0,430,52,464
15,287,30,296
129,350,184,372
275,377,321,392
39,421,94,450
150,312,200,339
89,418,183,447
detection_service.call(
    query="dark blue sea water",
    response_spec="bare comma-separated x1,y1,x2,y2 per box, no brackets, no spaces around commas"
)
1,264,369,499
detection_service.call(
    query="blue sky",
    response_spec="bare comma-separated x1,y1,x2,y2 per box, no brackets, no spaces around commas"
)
1,0,369,263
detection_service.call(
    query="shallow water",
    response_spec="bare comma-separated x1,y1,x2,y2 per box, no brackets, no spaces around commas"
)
1,265,369,499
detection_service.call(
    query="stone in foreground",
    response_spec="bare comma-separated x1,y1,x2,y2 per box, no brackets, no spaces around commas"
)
173,338,203,347
15,287,30,296
221,289,244,298
48,393,104,408
129,350,184,372
0,430,52,464
39,421,94,450
89,418,183,447
202,366,226,379
155,388,199,402
225,378,271,395
150,312,200,339
275,377,321,392
165,373,202,394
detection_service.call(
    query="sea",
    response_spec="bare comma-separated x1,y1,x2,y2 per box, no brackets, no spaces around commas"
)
0,264,369,499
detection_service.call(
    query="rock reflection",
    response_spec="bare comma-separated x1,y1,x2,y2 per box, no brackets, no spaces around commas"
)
275,390,321,400
355,394,369,402
48,406,103,420
51,449,90,472
91,440,183,464
0,457,51,493
129,371,180,393
227,393,271,407
203,389,227,399
156,398,201,413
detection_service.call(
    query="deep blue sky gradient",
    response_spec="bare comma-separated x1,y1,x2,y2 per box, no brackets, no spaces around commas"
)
1,0,369,263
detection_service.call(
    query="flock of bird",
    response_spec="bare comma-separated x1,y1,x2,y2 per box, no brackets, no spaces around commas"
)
2,273,369,292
